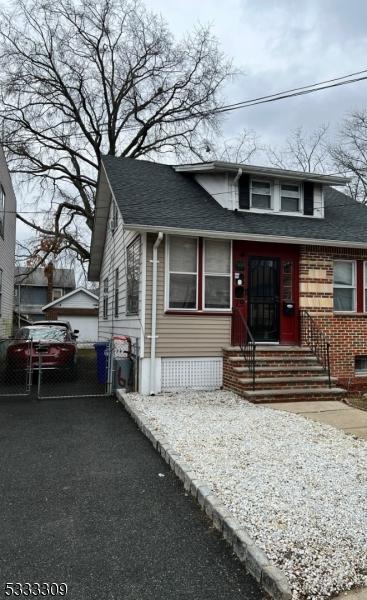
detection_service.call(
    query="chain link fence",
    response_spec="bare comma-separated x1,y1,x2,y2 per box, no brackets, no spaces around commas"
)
0,335,139,400
0,337,32,397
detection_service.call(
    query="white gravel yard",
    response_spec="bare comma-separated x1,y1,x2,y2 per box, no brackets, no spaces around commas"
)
127,391,367,600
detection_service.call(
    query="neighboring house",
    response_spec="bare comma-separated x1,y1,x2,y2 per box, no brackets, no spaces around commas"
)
89,156,367,398
0,146,17,339
14,265,75,322
42,287,99,342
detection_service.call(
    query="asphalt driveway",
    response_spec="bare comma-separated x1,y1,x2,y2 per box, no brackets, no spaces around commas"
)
0,396,262,600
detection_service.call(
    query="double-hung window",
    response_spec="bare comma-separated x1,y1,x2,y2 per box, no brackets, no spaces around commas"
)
103,277,109,319
280,183,301,212
111,202,119,234
333,260,356,312
251,180,272,210
126,237,140,315
204,240,231,309
52,288,63,301
168,236,198,309
114,268,119,318
0,185,4,238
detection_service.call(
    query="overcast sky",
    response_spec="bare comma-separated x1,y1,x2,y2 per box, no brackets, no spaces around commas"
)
148,0,367,147
15,0,367,247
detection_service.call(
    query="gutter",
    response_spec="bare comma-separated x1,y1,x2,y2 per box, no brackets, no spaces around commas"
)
120,224,367,251
150,232,164,395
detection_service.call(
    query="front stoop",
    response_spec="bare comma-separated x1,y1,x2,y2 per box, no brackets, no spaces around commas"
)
223,346,346,403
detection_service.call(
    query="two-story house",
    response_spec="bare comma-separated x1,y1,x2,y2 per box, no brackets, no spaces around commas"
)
15,265,75,322
0,146,17,339
88,157,367,400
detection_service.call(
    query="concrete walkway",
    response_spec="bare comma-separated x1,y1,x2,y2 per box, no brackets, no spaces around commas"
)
0,397,261,600
264,400,367,439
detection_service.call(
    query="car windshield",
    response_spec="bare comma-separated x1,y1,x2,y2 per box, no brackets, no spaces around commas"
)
16,328,68,342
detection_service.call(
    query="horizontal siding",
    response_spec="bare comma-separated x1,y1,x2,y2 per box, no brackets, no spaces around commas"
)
54,291,98,309
97,200,142,346
145,234,231,357
0,147,16,338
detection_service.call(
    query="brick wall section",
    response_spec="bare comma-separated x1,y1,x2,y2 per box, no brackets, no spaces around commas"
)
300,245,367,390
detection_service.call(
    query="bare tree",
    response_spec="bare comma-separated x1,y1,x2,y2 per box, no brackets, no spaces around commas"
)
186,128,260,164
0,0,232,267
330,110,367,203
266,125,331,173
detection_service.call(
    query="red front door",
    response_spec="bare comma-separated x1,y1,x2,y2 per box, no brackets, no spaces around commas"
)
232,241,299,344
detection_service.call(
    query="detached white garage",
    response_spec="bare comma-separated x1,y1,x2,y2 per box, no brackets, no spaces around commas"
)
42,288,99,342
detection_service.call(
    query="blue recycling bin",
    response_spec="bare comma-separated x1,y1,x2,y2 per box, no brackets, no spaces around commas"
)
94,342,109,384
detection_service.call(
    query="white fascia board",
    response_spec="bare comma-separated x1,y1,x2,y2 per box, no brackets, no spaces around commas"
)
88,163,114,281
42,287,99,311
174,162,350,186
122,224,367,250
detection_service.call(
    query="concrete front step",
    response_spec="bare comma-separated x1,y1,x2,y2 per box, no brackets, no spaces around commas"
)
232,365,325,375
224,345,311,353
238,375,337,388
228,355,318,364
241,387,346,403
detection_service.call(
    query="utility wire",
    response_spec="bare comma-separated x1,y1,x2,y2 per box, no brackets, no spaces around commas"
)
3,68,367,144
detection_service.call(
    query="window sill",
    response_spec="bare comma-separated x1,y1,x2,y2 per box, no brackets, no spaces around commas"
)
165,310,232,316
333,312,367,317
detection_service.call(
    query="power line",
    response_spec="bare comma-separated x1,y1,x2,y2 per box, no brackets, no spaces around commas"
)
2,68,367,145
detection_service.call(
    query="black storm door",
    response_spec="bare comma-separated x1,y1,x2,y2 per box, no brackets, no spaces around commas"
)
248,257,280,342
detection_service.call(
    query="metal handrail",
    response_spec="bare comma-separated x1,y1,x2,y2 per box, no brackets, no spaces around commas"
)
300,309,331,387
232,307,256,390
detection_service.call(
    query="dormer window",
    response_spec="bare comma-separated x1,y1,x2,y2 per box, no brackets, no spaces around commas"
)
280,183,301,213
251,180,272,210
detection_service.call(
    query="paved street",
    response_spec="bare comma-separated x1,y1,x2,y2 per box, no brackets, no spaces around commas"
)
0,396,262,600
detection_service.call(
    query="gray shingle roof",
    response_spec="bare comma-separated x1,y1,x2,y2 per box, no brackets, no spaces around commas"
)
102,156,367,245
15,267,76,288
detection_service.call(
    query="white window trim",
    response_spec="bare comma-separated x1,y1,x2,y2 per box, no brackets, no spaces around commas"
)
52,287,63,301
114,268,119,318
250,178,274,212
203,239,232,312
279,181,303,214
364,261,367,313
165,236,199,311
111,201,119,235
333,259,356,313
103,277,109,320
239,178,319,218
126,235,141,316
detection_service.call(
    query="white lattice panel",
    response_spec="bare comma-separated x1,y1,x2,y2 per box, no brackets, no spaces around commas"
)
161,358,222,391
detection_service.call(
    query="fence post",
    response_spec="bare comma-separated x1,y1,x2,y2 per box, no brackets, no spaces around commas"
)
106,340,113,396
37,353,42,400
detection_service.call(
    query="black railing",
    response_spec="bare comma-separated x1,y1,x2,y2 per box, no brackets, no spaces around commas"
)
232,308,256,390
300,309,331,387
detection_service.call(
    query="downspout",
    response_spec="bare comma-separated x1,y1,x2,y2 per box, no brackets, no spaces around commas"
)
233,167,242,210
233,167,242,185
150,232,164,395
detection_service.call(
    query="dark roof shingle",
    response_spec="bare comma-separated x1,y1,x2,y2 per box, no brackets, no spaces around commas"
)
102,156,367,245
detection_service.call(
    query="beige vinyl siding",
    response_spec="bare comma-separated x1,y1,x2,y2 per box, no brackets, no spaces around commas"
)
0,146,16,338
98,200,142,344
145,234,231,357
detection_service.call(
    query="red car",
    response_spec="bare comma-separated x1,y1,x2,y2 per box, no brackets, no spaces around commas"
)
6,325,77,376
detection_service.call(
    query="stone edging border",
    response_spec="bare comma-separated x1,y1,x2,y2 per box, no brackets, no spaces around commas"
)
117,390,292,600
